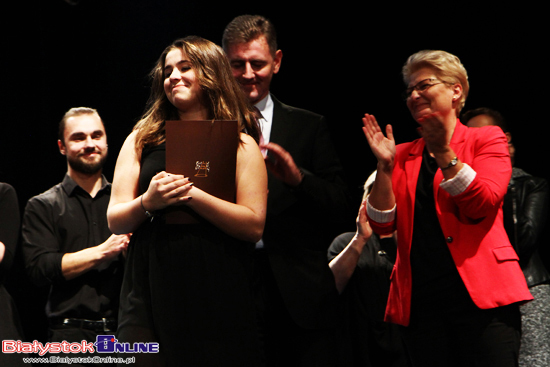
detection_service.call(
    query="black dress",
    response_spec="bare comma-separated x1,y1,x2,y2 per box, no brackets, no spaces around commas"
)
116,144,263,366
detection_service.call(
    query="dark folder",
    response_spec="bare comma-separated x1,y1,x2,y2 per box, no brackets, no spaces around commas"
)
165,120,239,224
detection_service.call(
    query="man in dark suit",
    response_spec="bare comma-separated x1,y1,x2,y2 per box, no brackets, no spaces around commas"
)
223,15,352,366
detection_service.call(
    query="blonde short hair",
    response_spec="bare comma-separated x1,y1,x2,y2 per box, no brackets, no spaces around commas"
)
402,50,469,115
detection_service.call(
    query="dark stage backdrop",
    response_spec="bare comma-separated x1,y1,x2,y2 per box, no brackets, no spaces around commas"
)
1,0,546,343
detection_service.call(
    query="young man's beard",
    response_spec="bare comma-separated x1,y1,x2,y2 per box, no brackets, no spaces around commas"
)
67,151,108,175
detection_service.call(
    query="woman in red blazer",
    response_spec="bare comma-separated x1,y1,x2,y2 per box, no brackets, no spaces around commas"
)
362,50,532,367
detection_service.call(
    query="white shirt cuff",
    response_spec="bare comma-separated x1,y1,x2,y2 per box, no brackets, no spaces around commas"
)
366,196,396,223
439,163,476,196
365,164,475,222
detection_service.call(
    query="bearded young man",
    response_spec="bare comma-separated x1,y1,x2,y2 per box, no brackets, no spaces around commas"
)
22,107,130,366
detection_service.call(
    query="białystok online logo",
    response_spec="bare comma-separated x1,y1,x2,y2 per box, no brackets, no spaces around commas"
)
2,335,159,356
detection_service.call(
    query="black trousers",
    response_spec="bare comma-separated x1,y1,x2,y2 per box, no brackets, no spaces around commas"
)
48,324,117,367
253,248,338,367
400,281,521,367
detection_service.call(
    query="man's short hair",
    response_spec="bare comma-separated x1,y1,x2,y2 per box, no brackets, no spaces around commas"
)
58,107,102,143
222,14,278,56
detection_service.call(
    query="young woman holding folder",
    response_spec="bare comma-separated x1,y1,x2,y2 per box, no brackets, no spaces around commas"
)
107,36,267,366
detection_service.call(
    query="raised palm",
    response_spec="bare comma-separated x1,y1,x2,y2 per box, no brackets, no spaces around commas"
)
362,114,396,168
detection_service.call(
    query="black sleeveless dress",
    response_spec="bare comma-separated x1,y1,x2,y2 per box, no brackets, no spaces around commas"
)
116,143,263,366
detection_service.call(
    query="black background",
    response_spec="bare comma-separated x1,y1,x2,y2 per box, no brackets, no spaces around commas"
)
2,0,546,343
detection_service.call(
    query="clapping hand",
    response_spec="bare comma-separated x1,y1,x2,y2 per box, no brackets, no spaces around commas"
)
260,142,303,187
362,114,396,171
416,112,451,155
355,199,372,243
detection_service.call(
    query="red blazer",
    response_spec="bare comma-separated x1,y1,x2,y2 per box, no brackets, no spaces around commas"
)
368,121,533,326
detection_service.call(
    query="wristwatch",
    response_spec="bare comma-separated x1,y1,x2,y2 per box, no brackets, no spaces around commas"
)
441,157,458,170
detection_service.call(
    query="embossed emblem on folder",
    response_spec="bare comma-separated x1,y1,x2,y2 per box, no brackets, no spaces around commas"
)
194,161,210,177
